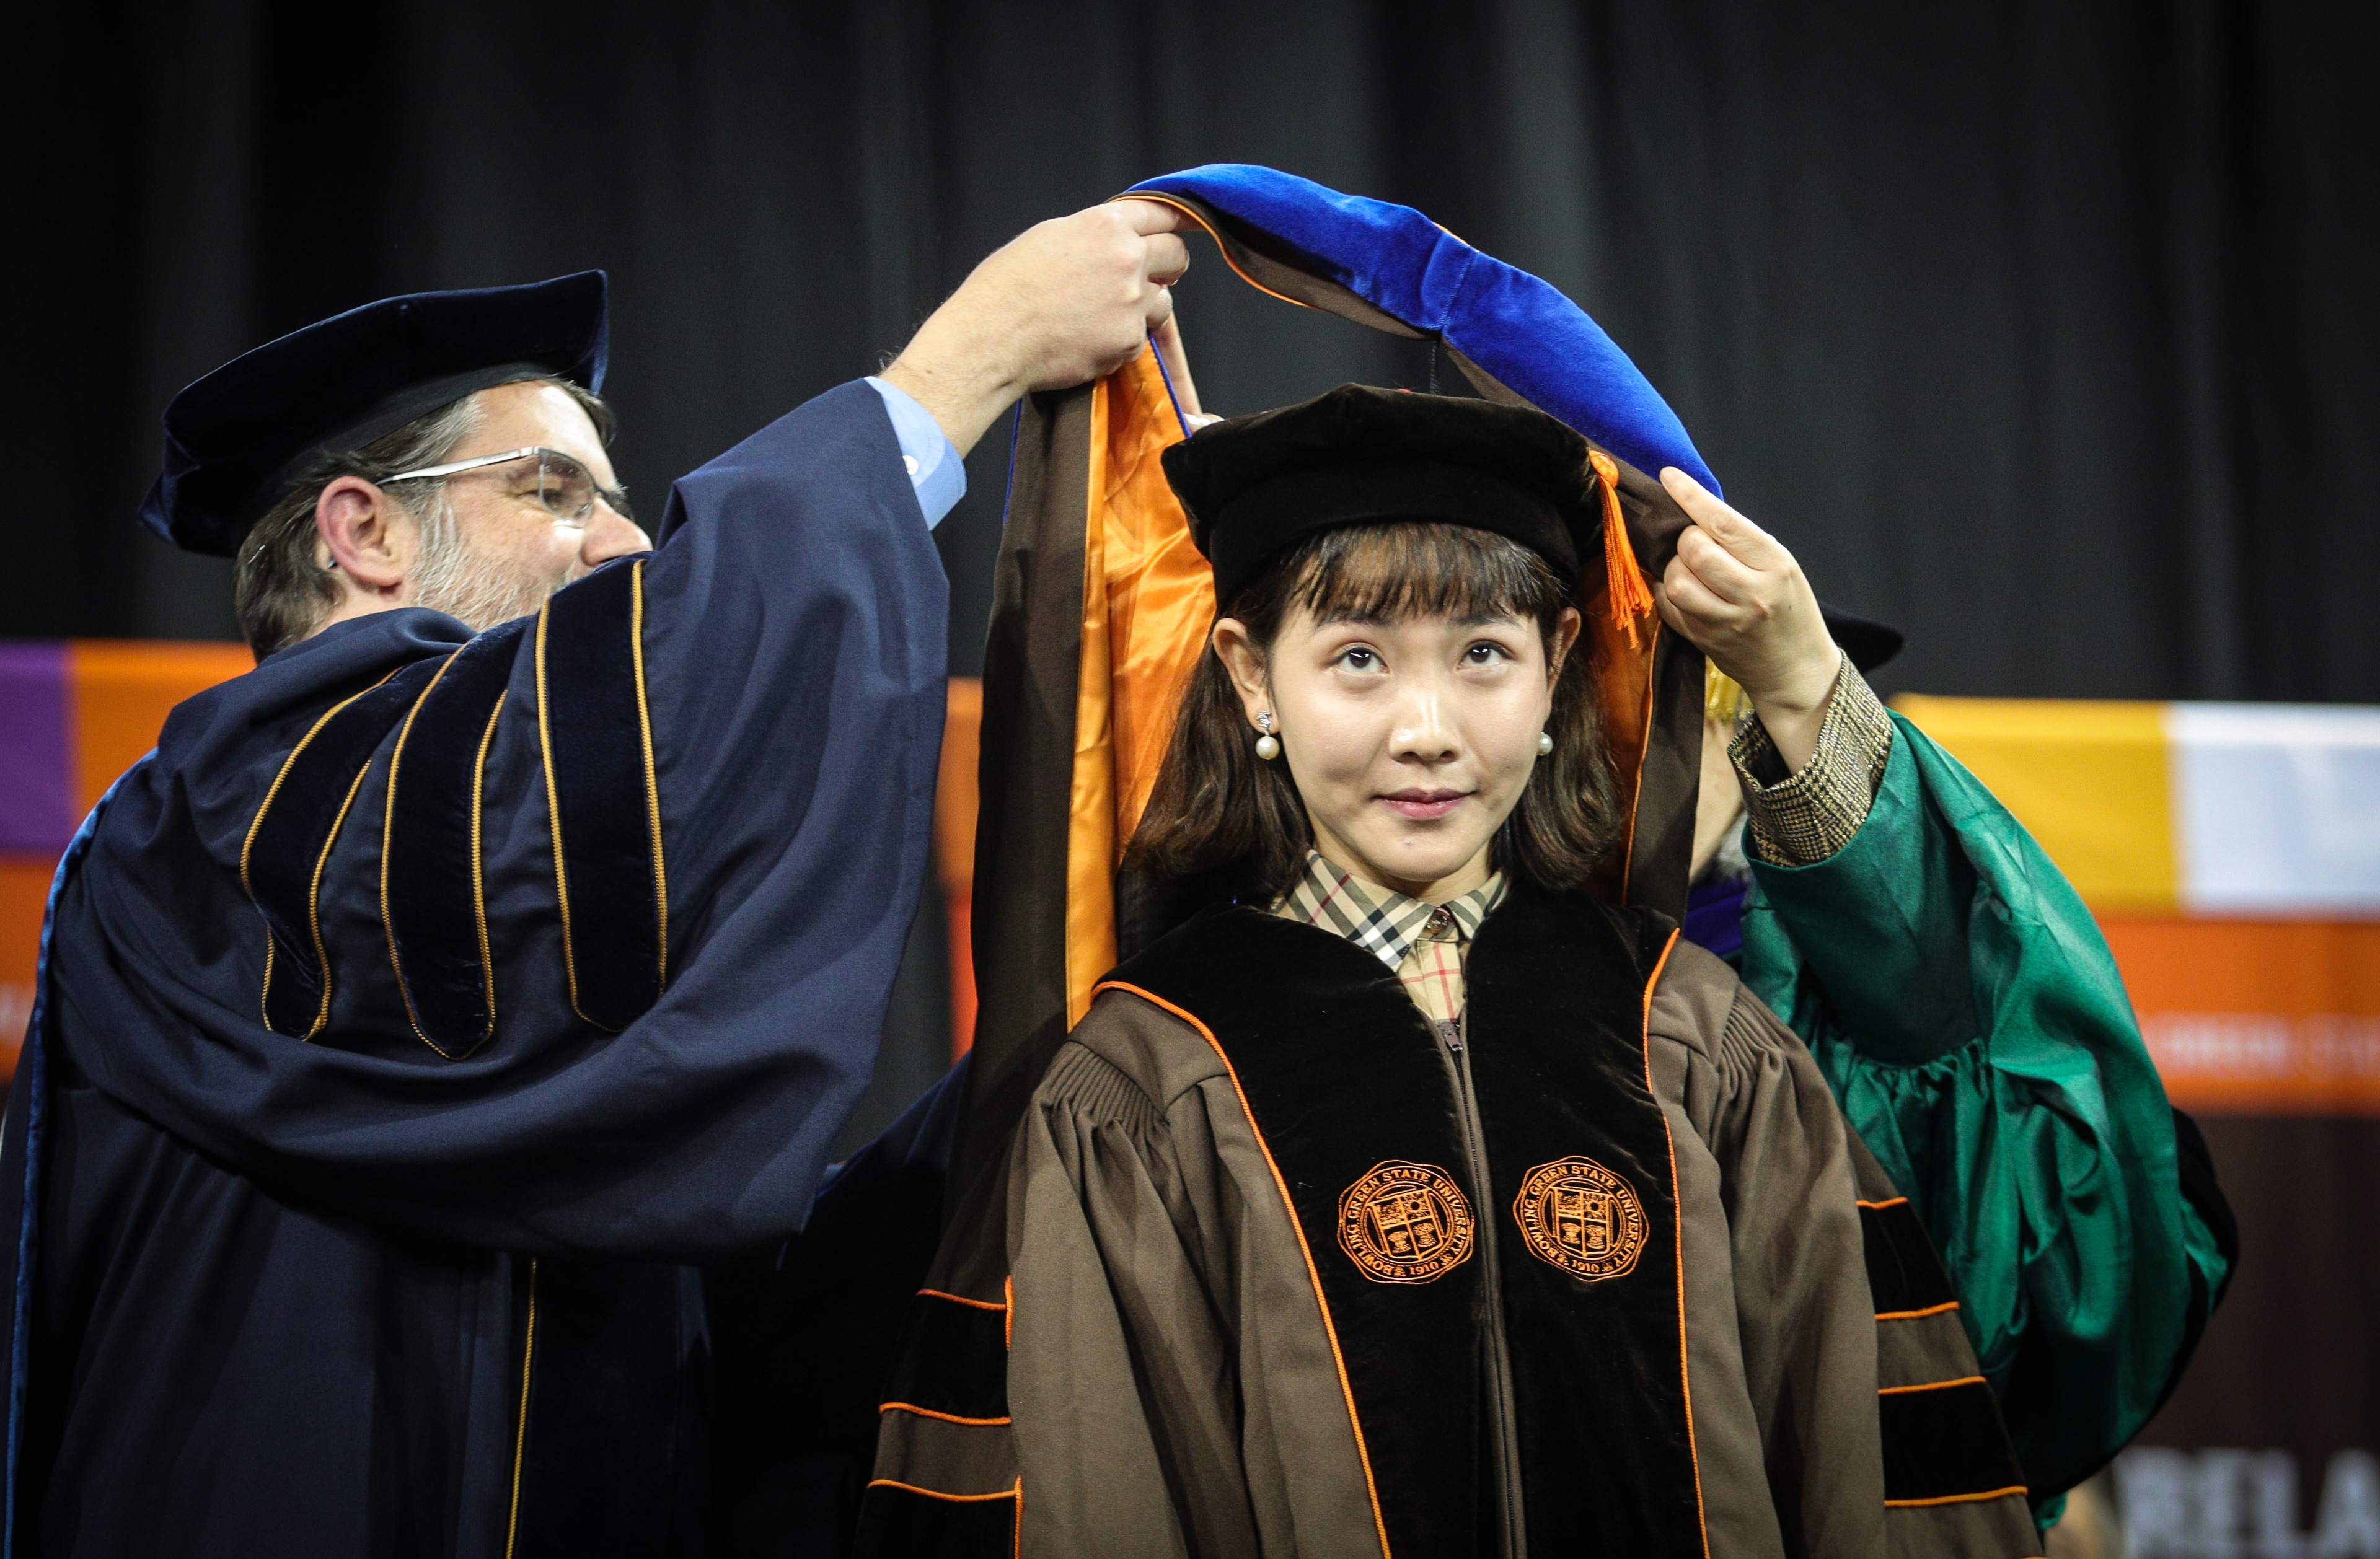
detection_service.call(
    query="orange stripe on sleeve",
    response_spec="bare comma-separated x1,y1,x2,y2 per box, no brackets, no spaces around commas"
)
864,1477,1020,1504
915,1287,1008,1312
877,1402,1013,1428
1875,1301,1962,1322
1885,1485,2030,1509
1878,1375,1988,1396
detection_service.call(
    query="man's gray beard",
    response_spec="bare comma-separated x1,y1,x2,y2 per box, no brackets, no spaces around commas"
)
407,498,575,633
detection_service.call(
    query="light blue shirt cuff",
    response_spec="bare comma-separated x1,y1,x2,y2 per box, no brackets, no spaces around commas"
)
863,376,966,529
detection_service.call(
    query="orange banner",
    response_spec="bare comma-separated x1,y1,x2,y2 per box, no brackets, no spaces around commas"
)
0,858,46,1079
2102,918,2380,1115
67,641,253,811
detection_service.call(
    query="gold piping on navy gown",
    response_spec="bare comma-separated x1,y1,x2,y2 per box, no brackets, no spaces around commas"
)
378,613,527,1058
506,1258,539,1559
244,662,443,1037
379,648,511,1058
535,558,669,1031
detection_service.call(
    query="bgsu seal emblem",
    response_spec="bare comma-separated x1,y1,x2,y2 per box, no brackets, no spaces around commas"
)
1513,1156,1648,1280
1338,1161,1474,1284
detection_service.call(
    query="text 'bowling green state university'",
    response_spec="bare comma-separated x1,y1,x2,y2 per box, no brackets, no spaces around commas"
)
1338,1161,1476,1284
1512,1156,1649,1281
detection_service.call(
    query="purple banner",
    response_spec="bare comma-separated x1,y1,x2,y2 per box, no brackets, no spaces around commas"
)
0,643,71,854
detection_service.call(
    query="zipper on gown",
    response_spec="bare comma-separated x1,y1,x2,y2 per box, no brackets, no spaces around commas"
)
1440,1006,1526,1558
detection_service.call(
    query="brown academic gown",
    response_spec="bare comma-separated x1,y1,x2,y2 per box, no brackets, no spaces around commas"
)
867,888,2040,1559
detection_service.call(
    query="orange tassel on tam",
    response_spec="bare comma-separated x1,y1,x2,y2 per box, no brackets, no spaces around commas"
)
1588,449,1655,648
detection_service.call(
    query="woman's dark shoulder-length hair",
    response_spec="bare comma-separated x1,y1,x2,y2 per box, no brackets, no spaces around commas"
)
1125,520,1623,903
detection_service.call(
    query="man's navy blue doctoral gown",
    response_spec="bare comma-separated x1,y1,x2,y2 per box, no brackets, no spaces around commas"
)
0,382,947,1557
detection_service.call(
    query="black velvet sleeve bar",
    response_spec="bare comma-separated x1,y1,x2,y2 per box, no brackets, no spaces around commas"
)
244,657,445,1037
533,559,664,1032
381,617,526,1058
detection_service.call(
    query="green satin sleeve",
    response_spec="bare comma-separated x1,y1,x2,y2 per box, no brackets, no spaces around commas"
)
1739,711,2232,1501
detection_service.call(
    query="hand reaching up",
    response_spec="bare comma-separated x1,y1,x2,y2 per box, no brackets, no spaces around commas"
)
1651,467,1843,773
882,200,1191,455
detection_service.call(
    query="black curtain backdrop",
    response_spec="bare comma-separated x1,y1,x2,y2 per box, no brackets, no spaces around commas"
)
11,1,2378,701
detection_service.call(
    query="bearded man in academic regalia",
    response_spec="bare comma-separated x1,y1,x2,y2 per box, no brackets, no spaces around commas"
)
0,201,1204,1558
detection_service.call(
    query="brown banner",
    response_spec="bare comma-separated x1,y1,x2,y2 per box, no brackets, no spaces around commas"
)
2116,1116,2380,1557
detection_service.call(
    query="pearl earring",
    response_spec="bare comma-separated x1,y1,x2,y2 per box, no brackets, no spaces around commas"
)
1537,731,1554,756
1255,711,1281,761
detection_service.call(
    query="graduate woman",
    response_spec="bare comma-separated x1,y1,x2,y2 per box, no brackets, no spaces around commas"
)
837,166,2231,1559
931,386,1931,1553
982,386,2094,1557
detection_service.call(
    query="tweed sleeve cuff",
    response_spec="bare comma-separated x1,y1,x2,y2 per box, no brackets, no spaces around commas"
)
1729,652,1894,866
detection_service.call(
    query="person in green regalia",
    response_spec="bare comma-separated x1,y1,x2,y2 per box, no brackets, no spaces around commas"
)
1672,570,2238,1524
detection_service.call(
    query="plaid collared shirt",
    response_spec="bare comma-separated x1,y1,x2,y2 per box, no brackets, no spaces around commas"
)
1273,851,1509,1030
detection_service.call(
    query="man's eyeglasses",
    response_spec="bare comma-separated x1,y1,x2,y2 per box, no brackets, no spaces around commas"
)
382,447,633,525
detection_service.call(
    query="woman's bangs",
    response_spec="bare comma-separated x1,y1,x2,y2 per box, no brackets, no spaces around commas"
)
1287,522,1563,625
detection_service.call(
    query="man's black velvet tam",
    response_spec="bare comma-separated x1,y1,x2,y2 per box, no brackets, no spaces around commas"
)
139,270,610,556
